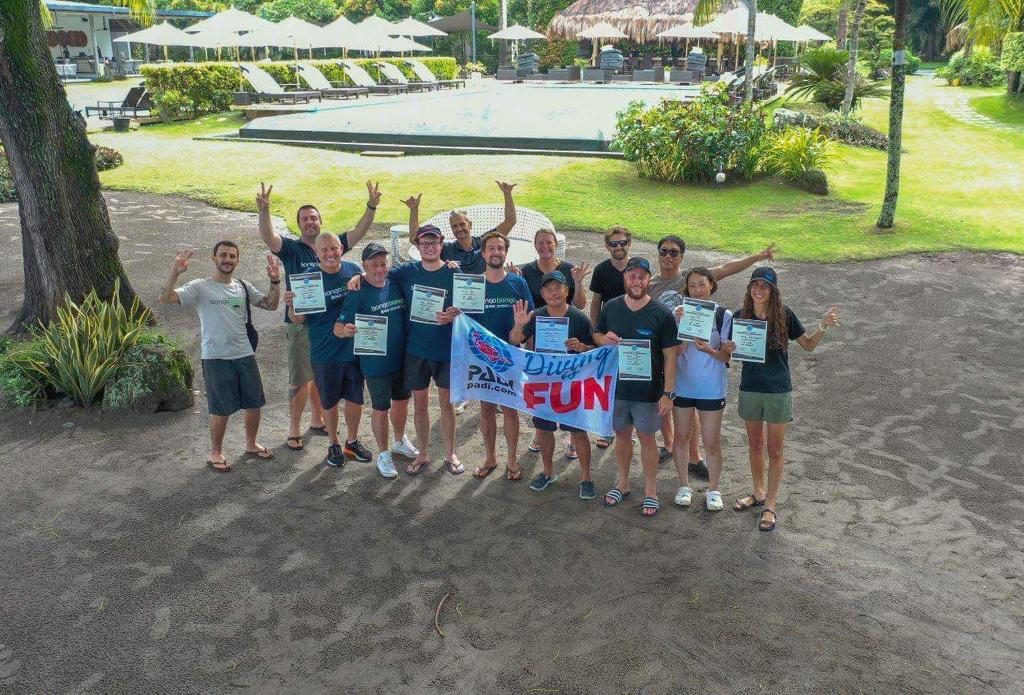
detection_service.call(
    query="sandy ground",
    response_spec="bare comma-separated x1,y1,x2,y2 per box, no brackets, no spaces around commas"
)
1,192,1022,694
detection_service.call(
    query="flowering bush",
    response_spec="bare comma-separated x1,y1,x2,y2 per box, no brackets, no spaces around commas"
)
937,47,1004,87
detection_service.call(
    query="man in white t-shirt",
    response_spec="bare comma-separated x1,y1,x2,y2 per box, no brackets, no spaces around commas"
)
160,241,281,472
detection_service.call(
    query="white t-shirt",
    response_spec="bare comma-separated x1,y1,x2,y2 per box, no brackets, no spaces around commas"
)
675,307,732,399
176,277,264,360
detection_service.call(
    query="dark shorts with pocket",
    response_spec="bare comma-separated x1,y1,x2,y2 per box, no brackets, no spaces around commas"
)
365,370,411,411
532,417,584,433
673,396,727,411
312,361,365,410
202,356,266,416
404,354,450,391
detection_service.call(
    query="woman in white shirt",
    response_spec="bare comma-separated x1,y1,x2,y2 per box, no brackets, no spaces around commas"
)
671,268,735,511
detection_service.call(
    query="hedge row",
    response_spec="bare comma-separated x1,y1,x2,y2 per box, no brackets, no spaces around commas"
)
140,57,458,116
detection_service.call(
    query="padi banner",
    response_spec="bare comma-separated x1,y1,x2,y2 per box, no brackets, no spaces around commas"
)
450,314,618,436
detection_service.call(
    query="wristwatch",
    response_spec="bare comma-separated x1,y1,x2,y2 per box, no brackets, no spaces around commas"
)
663,390,676,400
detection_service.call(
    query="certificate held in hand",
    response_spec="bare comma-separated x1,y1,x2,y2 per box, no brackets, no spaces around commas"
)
618,339,652,381
731,319,768,363
354,314,388,356
452,273,486,314
535,315,569,354
677,298,717,342
291,271,326,315
410,285,447,324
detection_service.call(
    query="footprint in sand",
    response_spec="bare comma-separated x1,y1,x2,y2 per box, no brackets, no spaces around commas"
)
0,643,21,683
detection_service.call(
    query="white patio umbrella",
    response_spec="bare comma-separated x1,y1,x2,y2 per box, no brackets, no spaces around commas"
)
656,23,719,55
318,15,356,54
186,8,276,61
384,36,433,53
704,8,801,68
391,16,447,37
488,24,545,62
114,21,213,61
577,22,627,64
358,15,398,35
271,16,325,57
794,24,832,42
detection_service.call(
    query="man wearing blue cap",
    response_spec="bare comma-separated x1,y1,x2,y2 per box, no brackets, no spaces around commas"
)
594,256,681,518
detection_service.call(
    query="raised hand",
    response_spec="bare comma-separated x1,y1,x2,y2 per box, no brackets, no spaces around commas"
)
571,262,591,284
496,180,517,196
256,182,272,213
505,261,521,276
512,299,533,328
760,243,776,261
366,180,382,208
172,249,195,275
437,306,461,325
821,306,839,330
347,274,364,291
265,253,281,280
403,193,422,211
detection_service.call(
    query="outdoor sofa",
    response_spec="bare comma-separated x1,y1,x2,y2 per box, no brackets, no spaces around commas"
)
496,52,540,82
295,63,368,100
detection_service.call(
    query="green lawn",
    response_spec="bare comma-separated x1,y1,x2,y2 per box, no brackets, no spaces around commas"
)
970,92,1024,127
91,77,1024,262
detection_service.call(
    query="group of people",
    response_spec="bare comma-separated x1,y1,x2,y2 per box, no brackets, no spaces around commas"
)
162,181,839,532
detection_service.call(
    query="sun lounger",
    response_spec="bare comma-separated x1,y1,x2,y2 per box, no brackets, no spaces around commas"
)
404,59,465,89
374,62,438,92
295,62,368,100
338,60,408,95
84,85,152,118
668,69,700,84
239,65,320,104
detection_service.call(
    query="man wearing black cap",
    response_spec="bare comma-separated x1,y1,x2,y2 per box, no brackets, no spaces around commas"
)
594,256,681,518
337,243,419,479
510,270,597,499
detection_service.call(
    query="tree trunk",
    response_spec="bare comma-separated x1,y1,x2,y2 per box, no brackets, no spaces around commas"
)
837,2,849,49
1009,71,1022,94
744,0,757,103
876,0,909,230
841,0,868,115
0,0,142,334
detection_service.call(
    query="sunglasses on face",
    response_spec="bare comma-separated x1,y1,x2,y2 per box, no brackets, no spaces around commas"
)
607,239,630,248
658,248,680,257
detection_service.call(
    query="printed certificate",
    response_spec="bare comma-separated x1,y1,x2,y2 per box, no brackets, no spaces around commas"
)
535,315,570,354
291,271,326,315
353,314,388,356
452,273,486,314
677,298,717,342
731,318,768,363
410,284,447,324
618,339,652,381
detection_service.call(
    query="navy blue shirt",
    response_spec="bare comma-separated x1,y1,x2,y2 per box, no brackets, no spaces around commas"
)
338,279,407,377
303,261,361,363
390,261,456,363
440,232,493,275
735,305,805,394
274,233,350,323
521,260,578,308
478,273,533,343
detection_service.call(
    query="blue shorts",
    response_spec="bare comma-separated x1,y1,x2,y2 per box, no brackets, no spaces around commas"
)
312,361,365,410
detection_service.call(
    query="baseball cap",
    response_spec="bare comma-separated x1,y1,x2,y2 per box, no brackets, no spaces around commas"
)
361,243,388,261
541,270,567,286
749,266,778,286
416,224,442,239
624,257,652,275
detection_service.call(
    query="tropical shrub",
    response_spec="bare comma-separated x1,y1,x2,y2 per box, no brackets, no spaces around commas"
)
613,84,768,184
760,126,835,181
817,111,887,149
799,0,839,36
540,39,580,70
936,47,1004,87
787,46,889,110
463,61,487,76
1000,32,1024,73
152,88,188,122
860,1,896,79
94,145,123,171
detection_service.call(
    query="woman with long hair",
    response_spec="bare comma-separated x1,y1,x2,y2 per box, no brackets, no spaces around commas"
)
732,267,839,532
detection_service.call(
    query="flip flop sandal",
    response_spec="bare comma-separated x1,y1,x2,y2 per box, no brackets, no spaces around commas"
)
603,488,630,507
286,436,304,451
206,460,232,473
733,493,766,511
596,436,613,449
473,465,498,479
444,458,466,475
505,467,523,481
309,425,328,435
406,459,431,476
566,444,579,460
528,441,541,453
246,446,274,460
641,497,661,517
759,508,778,532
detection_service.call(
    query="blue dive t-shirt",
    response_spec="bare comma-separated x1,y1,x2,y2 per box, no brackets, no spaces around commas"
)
478,273,533,343
390,261,456,363
338,279,407,377
274,233,350,323
440,232,494,275
303,261,361,363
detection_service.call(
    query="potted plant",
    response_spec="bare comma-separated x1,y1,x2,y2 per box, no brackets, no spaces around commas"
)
464,61,486,80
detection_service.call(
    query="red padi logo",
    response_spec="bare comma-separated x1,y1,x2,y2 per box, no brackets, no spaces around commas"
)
468,328,514,373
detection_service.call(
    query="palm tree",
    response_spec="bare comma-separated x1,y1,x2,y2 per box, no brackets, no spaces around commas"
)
1,1,152,332
695,0,758,103
877,0,909,229
841,0,869,115
940,0,1024,93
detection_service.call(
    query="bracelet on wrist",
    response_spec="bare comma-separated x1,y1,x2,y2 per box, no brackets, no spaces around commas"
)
270,279,281,285
366,203,377,210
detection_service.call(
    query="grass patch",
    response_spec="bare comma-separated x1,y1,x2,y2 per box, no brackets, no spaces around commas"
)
969,93,1024,127
91,80,1024,262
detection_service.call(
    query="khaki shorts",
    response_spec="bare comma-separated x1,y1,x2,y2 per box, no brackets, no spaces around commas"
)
286,323,313,386
738,390,793,424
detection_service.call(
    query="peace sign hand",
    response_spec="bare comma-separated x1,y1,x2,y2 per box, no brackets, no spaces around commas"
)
366,180,382,208
265,253,281,281
172,249,195,275
256,182,273,213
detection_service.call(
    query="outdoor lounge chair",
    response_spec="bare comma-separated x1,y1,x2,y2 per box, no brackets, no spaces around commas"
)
405,59,465,89
338,60,408,95
668,69,700,84
84,85,152,118
497,52,540,82
374,62,438,92
542,65,581,82
239,65,320,104
581,48,628,83
295,63,369,100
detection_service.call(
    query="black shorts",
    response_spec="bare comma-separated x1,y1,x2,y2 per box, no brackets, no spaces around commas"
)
202,356,266,416
404,354,450,391
312,361,365,410
532,417,583,433
673,396,726,412
365,370,411,411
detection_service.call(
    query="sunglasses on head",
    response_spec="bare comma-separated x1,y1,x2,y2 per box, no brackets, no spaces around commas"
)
658,248,680,257
607,239,630,248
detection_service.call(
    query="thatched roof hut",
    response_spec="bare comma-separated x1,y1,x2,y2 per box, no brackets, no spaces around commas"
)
548,0,737,43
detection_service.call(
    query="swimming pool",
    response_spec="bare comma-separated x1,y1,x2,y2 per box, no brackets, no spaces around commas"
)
238,81,700,155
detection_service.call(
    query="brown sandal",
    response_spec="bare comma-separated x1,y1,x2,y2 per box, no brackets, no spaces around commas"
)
733,493,765,511
473,465,498,479
245,446,274,460
406,459,431,476
286,436,304,451
506,466,523,481
207,459,232,473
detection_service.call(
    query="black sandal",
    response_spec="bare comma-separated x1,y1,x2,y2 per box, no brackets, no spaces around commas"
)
733,493,766,511
286,436,304,451
206,459,232,473
758,508,778,532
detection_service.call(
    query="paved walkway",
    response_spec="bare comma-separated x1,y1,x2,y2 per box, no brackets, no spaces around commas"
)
930,79,1024,134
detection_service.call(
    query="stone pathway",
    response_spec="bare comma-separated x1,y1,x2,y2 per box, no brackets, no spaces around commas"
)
931,81,1024,134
